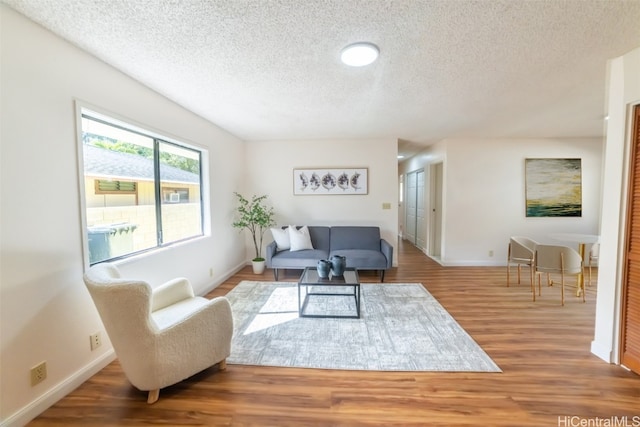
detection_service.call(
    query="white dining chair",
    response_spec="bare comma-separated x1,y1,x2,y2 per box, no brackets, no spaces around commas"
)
507,236,538,295
534,245,584,305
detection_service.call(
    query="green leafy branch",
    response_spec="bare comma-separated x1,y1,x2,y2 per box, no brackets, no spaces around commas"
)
232,193,276,261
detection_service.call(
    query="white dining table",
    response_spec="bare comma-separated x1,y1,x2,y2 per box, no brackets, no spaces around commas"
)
549,233,600,297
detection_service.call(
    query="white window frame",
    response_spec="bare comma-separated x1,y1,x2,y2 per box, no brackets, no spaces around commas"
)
75,101,209,268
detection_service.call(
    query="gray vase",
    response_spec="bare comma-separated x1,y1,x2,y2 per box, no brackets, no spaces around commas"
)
330,255,346,277
317,259,331,279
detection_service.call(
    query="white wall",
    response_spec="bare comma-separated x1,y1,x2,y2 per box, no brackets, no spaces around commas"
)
400,138,603,266
0,6,246,425
244,139,399,262
592,47,640,363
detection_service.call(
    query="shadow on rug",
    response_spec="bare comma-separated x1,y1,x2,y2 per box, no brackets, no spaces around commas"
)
225,281,501,372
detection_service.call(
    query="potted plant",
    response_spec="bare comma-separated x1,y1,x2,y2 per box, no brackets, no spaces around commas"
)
232,192,276,274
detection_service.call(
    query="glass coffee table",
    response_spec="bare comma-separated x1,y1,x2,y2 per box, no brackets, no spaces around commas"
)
298,267,361,318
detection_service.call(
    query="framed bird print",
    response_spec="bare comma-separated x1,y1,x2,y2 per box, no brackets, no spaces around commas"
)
293,168,368,195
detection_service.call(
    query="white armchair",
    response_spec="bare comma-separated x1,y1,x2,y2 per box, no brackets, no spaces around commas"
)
83,263,233,404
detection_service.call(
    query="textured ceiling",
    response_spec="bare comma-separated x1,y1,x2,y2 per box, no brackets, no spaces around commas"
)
4,0,640,159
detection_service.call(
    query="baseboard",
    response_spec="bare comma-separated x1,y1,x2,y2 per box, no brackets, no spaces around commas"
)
200,262,246,296
591,340,614,363
1,350,115,427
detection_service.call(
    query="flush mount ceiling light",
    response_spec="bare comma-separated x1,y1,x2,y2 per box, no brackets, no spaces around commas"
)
340,42,379,67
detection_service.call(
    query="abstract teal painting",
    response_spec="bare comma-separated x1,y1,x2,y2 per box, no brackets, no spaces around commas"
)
525,158,582,217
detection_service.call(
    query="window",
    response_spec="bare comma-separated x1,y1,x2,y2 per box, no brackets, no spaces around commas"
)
80,109,203,265
95,180,137,194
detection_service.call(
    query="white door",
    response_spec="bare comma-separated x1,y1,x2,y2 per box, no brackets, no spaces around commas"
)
398,174,405,239
405,169,426,249
405,170,417,244
429,162,443,258
415,170,426,250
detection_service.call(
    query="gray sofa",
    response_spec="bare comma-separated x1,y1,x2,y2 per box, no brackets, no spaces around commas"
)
265,226,393,281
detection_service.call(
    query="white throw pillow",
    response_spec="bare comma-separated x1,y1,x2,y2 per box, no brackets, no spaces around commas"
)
270,227,290,251
289,225,314,251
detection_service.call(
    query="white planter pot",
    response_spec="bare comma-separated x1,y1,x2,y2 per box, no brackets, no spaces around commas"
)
252,260,266,274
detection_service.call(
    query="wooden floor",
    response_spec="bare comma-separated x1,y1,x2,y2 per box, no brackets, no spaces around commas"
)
30,240,639,426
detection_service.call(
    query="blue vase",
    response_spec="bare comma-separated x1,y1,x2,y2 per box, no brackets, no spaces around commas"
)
330,255,346,277
317,259,331,279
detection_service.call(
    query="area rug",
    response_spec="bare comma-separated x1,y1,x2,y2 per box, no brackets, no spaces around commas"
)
225,281,501,372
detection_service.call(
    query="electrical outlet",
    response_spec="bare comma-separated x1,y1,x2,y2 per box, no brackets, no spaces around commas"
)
209,268,214,277
489,250,494,257
90,332,102,351
30,361,47,386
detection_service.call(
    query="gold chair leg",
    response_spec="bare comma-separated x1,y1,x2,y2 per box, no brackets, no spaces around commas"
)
539,275,542,297
219,358,227,370
147,389,160,404
507,264,510,287
531,274,536,302
529,266,534,298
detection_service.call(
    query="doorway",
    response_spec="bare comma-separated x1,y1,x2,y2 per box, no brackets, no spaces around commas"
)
405,168,426,251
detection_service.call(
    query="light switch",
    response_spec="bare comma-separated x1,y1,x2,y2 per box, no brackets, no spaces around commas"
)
382,203,391,210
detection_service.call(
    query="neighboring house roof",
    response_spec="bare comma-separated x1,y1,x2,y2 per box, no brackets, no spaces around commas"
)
83,144,199,184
